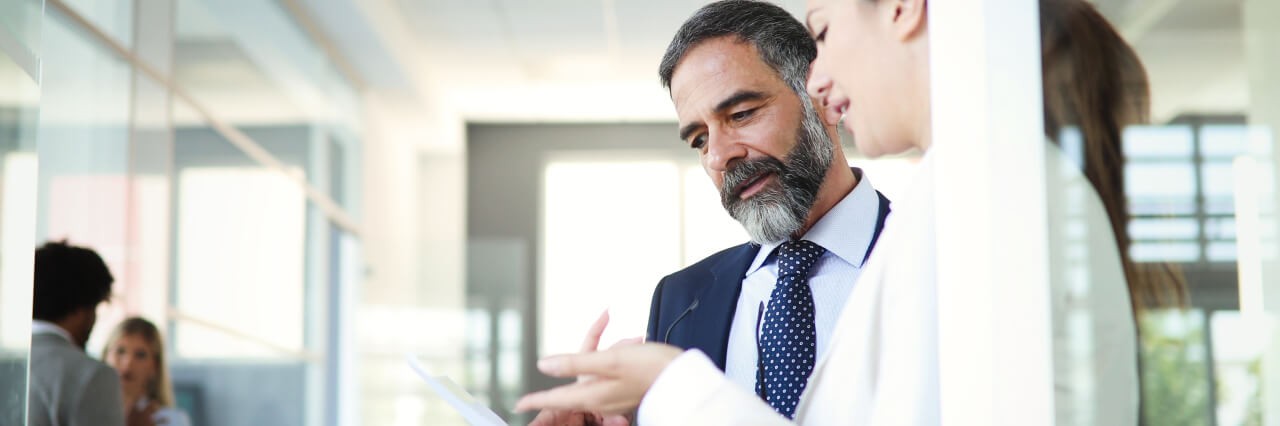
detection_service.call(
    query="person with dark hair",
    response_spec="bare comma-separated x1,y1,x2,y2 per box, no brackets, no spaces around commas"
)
517,0,1182,424
529,1,893,425
29,240,125,426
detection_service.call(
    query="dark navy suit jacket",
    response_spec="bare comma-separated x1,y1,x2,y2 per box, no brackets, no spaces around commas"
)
645,189,891,371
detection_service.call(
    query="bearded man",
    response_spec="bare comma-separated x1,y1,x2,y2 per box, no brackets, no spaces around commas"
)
643,0,892,417
529,2,892,425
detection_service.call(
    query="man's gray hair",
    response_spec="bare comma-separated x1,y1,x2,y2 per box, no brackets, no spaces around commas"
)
658,0,817,97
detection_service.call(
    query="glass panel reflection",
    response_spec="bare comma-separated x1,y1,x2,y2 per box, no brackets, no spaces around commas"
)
0,23,39,425
1124,125,1194,159
173,0,360,203
39,2,134,355
171,100,309,360
1141,310,1213,425
1210,311,1265,425
0,0,41,54
57,0,133,48
163,99,326,426
1093,0,1280,422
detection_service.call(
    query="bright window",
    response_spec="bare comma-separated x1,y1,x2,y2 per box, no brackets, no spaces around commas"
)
174,166,306,358
541,160,680,356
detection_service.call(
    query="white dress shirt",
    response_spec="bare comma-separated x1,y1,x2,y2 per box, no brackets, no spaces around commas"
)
723,170,884,393
637,144,1137,426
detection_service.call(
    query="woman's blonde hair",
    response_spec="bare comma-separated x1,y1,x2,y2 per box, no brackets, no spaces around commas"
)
102,317,176,407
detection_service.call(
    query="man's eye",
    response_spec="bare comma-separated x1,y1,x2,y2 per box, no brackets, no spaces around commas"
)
690,134,707,150
731,109,755,121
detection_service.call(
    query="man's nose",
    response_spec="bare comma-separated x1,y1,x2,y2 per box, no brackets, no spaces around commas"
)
703,129,747,172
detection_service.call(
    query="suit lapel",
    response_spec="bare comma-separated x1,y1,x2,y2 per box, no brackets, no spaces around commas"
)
861,190,892,265
692,243,759,371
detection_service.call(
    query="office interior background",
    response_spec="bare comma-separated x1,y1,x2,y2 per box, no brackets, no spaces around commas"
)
0,0,1277,424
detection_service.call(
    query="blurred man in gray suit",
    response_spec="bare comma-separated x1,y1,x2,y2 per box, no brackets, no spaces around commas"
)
28,241,124,426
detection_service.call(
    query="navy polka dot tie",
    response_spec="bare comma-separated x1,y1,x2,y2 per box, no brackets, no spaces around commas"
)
757,239,825,418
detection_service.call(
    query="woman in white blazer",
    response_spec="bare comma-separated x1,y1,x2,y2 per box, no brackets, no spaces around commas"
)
516,0,1185,424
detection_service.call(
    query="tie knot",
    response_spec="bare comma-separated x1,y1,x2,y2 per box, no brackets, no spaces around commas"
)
776,240,825,278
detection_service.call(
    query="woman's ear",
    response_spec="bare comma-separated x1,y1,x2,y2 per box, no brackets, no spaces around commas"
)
892,0,928,41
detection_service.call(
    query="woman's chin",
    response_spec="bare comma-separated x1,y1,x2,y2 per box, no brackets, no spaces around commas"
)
122,384,144,395
854,141,884,158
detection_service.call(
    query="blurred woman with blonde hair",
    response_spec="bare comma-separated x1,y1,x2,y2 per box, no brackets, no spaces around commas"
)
102,317,191,426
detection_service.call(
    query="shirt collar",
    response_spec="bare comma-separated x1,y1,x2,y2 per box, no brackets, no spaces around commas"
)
744,167,881,276
32,319,75,343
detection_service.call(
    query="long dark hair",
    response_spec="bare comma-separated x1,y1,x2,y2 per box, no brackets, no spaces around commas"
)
1039,0,1188,316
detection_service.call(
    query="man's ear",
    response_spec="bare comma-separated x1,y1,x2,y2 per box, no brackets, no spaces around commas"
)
891,0,928,41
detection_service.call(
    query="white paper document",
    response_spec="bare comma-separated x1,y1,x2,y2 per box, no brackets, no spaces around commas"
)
406,354,508,426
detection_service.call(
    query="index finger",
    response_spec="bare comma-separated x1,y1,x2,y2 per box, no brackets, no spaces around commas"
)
539,350,620,379
580,310,610,353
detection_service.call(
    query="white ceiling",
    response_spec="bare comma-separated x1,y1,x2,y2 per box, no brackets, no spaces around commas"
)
1093,0,1248,120
46,0,1246,126
388,0,807,121
360,0,1248,123
396,0,807,83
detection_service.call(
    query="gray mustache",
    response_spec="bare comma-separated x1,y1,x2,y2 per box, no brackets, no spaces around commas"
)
721,157,786,207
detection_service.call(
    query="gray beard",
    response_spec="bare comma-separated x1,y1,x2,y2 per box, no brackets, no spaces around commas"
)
722,103,834,244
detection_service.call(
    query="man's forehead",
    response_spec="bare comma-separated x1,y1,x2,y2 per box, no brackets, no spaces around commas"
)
670,38,779,111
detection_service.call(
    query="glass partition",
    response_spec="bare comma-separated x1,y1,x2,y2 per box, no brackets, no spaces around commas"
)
37,6,133,341
0,1,40,422
166,96,346,425
22,0,363,425
1058,1,1280,424
172,0,360,204
0,0,41,53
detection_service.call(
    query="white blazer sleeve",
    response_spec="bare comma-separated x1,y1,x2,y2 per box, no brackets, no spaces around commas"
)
638,350,791,426
792,153,940,426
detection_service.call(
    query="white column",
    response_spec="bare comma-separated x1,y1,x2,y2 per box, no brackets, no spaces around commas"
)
358,90,470,425
1243,0,1280,424
930,0,1055,424
127,0,175,336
